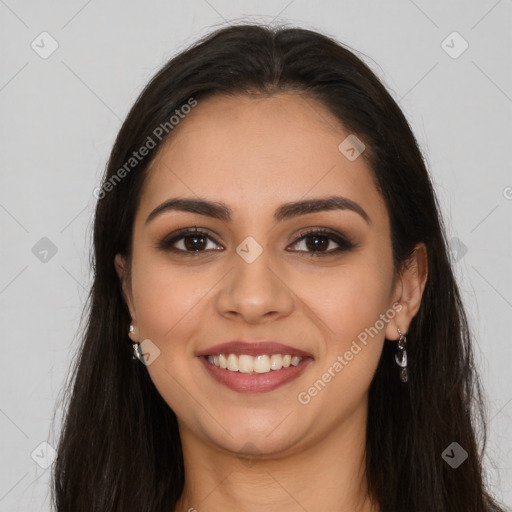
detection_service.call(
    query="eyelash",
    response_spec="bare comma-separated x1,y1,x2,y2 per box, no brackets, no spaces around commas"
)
156,226,356,258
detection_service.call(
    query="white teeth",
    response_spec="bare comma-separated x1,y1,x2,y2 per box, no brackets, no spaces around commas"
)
253,355,270,373
270,354,283,370
206,353,304,374
227,354,239,371
238,355,253,374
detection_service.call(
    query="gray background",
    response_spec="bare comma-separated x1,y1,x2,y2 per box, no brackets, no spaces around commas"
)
0,1,511,510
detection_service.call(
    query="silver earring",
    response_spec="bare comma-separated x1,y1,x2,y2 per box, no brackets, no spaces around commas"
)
394,328,408,383
132,342,143,361
129,324,142,361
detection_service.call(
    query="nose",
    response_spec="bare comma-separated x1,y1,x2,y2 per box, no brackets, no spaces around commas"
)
215,246,295,325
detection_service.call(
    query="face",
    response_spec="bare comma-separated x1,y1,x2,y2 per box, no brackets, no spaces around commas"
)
115,92,418,459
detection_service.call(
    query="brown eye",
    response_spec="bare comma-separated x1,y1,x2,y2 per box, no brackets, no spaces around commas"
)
288,228,356,257
157,228,223,255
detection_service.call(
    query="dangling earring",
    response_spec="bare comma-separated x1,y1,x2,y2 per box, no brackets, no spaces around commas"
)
129,324,142,361
394,328,408,383
132,342,143,361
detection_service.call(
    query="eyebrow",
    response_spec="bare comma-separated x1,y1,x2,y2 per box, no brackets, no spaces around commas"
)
145,195,371,225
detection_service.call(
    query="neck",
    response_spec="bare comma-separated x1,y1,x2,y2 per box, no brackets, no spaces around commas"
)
174,396,379,512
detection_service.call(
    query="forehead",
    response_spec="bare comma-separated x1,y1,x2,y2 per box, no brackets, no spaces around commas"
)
138,92,385,224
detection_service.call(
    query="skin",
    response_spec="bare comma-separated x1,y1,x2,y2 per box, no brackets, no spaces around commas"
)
115,92,428,512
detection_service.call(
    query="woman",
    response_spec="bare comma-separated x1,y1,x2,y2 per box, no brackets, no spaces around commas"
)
51,23,506,512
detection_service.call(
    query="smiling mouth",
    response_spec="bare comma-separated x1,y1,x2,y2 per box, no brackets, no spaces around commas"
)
205,353,304,374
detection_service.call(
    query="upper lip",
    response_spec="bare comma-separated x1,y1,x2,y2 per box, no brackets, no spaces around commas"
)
195,341,314,359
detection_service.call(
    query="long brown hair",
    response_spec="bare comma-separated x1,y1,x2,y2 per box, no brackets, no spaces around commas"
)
51,23,506,512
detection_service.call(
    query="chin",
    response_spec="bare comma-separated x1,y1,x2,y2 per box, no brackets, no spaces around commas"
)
199,415,307,459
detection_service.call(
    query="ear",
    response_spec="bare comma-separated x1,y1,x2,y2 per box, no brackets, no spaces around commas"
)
114,253,136,321
385,242,428,341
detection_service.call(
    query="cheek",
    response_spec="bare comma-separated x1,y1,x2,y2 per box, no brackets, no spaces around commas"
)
301,261,393,345
297,254,393,394
129,258,209,413
130,255,204,346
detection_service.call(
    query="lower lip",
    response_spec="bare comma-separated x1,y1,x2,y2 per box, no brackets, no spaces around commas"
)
198,356,313,393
